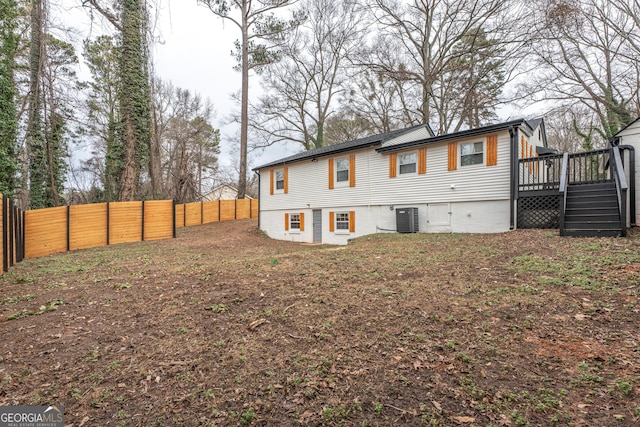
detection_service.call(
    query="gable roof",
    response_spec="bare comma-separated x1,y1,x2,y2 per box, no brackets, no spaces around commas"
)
253,123,433,170
376,119,533,153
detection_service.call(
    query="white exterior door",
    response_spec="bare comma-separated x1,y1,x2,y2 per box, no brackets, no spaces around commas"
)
427,203,451,232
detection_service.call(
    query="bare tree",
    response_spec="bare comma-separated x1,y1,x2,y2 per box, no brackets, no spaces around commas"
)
250,0,366,151
150,79,220,203
366,0,525,133
197,0,300,197
526,0,637,141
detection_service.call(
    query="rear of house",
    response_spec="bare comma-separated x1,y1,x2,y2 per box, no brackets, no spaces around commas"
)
255,119,544,244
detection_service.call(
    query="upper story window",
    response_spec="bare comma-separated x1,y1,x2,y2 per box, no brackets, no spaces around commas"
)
461,142,483,166
399,152,417,174
336,158,349,182
275,170,285,190
270,167,288,194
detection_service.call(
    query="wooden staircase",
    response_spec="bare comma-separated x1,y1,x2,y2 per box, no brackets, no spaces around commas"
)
561,181,623,237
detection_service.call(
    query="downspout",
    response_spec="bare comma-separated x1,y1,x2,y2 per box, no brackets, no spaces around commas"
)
617,144,636,227
255,170,261,229
509,126,517,230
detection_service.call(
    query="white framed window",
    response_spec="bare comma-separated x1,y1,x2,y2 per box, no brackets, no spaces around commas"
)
290,213,301,230
399,152,417,174
275,170,285,190
336,212,350,230
460,142,483,166
336,158,349,182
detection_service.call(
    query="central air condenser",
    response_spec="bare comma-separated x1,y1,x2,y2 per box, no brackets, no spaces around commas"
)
396,207,419,233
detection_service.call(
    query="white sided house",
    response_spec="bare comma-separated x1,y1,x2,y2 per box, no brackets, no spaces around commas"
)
254,119,553,245
611,118,640,227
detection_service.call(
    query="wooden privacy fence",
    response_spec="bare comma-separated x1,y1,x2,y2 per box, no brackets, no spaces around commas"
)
1,197,259,275
174,199,259,228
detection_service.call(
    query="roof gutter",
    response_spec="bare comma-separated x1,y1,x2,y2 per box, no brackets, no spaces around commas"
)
611,137,636,227
255,170,261,229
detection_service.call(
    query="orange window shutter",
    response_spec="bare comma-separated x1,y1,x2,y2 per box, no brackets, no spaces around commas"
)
283,167,289,194
389,153,397,178
329,211,335,232
349,154,356,187
269,170,274,195
300,212,305,231
486,135,498,166
284,213,289,231
328,159,335,189
349,211,356,233
418,147,427,174
448,142,457,171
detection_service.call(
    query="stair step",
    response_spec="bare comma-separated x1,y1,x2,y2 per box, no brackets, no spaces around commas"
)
562,229,622,237
566,201,619,209
564,220,622,230
565,215,621,223
568,182,615,191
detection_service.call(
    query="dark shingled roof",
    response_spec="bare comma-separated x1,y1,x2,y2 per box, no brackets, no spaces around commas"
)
253,123,431,170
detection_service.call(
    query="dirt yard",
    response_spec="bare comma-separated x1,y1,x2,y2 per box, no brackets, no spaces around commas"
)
0,219,638,426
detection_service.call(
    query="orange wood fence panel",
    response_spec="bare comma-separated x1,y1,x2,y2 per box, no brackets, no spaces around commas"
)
109,202,143,245
220,200,236,221
251,199,259,218
69,203,108,251
144,200,174,241
236,199,251,219
202,200,220,224
185,202,203,227
175,204,185,228
25,206,67,259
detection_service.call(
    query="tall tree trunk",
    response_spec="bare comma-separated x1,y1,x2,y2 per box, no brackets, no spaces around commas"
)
117,0,151,201
237,2,249,200
26,0,46,208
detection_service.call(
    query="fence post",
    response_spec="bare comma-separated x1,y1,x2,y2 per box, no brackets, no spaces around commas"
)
173,200,177,238
141,201,145,241
2,195,7,273
66,206,71,252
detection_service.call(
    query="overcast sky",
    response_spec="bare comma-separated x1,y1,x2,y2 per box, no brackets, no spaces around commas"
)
61,0,286,177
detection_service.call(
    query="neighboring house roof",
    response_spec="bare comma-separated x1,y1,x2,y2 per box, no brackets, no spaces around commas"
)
202,184,254,200
253,123,434,170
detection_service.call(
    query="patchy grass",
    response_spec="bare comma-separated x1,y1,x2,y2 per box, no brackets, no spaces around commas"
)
0,219,639,426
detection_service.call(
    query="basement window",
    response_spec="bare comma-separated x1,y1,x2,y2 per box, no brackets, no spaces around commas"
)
290,213,301,230
336,212,350,230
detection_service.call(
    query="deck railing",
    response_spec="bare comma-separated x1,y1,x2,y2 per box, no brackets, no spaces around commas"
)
519,148,614,192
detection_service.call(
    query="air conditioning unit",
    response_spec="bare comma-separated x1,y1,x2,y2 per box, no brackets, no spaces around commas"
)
396,207,419,233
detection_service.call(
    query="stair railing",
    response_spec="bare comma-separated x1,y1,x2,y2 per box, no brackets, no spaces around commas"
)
559,153,569,235
611,146,628,237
